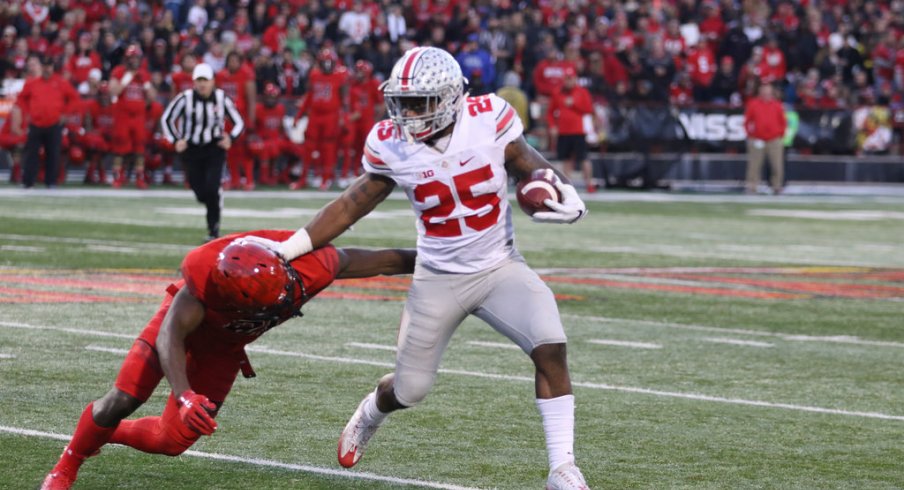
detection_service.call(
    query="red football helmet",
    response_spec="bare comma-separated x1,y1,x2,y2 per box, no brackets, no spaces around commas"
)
211,239,304,320
355,60,373,78
68,146,85,165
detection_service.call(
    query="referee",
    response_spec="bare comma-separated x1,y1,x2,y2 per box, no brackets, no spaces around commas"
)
161,63,244,241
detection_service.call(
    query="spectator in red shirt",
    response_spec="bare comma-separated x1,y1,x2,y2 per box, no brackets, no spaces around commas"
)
64,32,101,91
687,38,716,101
547,66,597,192
15,55,79,189
170,53,197,94
744,83,787,194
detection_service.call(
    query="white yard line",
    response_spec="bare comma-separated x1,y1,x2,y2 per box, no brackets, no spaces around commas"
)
564,314,904,349
467,341,522,350
67,339,904,422
0,233,190,252
0,321,135,339
6,321,903,422
588,339,662,349
345,342,398,352
0,425,479,490
702,338,774,348
0,353,16,359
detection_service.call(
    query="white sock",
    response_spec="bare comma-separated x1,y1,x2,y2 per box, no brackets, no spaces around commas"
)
536,394,576,471
363,391,388,425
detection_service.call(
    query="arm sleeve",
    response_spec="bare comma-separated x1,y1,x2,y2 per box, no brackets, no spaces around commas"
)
291,245,340,299
224,94,245,139
161,91,186,142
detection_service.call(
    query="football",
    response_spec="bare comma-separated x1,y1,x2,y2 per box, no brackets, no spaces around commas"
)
516,169,561,216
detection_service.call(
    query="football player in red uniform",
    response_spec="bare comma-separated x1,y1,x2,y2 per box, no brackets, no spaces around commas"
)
170,53,197,94
109,44,151,189
143,86,174,186
217,52,257,190
249,83,299,186
0,105,27,183
339,60,383,187
59,96,91,185
291,48,348,190
39,232,415,490
81,83,116,185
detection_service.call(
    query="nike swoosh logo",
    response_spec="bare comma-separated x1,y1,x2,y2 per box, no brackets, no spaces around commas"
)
459,156,475,166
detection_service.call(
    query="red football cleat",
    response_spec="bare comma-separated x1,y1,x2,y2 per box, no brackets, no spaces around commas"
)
40,470,76,490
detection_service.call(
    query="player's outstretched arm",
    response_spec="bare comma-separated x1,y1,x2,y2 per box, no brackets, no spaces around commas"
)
157,288,218,435
335,248,417,279
504,137,588,224
277,173,396,260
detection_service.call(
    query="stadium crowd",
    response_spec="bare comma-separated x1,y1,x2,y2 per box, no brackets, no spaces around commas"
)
0,0,901,188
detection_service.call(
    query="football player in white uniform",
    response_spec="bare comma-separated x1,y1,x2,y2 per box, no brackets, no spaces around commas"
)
250,46,590,489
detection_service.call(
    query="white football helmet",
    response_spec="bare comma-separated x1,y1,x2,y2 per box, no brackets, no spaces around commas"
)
381,47,466,143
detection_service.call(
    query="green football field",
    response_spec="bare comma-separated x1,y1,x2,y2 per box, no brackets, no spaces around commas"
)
1,186,902,489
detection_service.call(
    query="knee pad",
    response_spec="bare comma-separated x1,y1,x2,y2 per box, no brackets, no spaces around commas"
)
392,370,436,408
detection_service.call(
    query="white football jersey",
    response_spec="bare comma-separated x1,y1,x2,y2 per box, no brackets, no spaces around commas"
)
362,93,524,273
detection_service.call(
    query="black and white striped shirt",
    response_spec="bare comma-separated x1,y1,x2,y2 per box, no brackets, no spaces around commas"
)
161,88,244,146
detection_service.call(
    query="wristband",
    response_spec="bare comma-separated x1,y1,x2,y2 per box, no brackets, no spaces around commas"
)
279,228,313,260
177,389,195,407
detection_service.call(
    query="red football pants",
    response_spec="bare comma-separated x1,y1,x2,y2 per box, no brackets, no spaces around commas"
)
305,112,340,182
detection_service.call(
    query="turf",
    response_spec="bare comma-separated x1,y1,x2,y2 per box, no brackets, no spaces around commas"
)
1,186,902,489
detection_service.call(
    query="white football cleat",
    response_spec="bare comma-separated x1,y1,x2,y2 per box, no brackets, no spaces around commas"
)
337,392,383,468
546,462,590,490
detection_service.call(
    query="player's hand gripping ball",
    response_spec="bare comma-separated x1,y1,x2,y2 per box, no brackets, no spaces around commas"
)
516,168,562,217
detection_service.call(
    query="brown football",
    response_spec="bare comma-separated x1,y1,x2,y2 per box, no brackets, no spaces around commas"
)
516,169,561,216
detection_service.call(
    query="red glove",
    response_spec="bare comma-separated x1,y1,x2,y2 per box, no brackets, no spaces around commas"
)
177,390,218,435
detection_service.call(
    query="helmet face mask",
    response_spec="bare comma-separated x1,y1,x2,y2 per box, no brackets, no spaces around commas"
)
382,47,466,143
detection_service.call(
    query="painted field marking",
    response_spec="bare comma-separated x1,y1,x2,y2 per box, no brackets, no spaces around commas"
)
0,321,134,339
0,425,479,490
0,353,16,359
564,314,904,349
70,339,904,422
0,233,189,252
86,245,141,254
0,245,44,252
748,209,904,221
345,342,397,352
467,341,522,350
703,338,773,348
588,339,662,349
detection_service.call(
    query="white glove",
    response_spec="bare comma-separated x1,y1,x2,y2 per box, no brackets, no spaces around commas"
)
242,229,312,261
241,235,284,256
532,181,588,224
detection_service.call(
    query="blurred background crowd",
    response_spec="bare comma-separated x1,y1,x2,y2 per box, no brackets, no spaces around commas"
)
0,0,901,189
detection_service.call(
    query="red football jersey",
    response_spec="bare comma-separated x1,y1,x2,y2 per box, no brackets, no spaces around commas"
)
89,101,116,136
349,77,382,121
216,65,255,113
180,230,339,345
65,51,102,84
145,100,163,136
255,102,286,140
171,71,194,93
110,65,149,116
300,67,348,115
